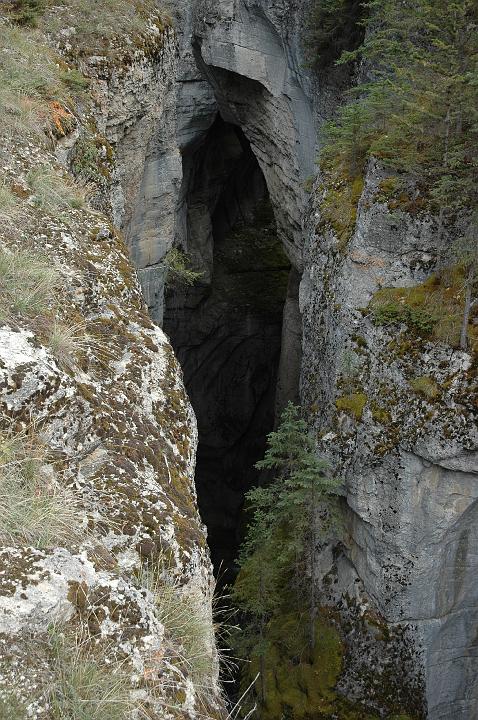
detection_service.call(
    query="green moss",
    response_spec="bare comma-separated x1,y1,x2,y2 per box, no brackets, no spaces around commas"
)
336,392,367,420
370,267,477,350
319,165,364,250
371,402,391,424
410,376,440,401
246,612,344,720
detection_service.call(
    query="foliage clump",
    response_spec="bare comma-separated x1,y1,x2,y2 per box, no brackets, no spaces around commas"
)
321,0,478,347
306,0,365,69
163,248,203,288
370,268,478,350
4,0,46,27
233,402,341,717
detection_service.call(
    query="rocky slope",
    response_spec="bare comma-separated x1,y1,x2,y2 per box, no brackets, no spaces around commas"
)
0,12,223,719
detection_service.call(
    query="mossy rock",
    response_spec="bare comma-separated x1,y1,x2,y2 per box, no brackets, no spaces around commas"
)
245,611,344,720
369,266,477,351
336,392,367,420
409,376,440,401
319,166,364,251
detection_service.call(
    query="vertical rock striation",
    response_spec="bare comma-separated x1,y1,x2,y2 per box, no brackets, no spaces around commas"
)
74,1,478,717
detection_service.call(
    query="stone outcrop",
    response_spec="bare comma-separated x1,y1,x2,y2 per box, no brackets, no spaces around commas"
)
103,1,477,717
0,17,222,719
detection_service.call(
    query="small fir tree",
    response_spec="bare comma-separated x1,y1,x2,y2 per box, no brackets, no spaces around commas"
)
233,403,341,707
323,0,478,347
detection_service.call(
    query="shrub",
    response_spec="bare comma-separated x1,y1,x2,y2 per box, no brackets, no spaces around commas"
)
163,248,203,288
0,426,82,549
72,136,106,185
0,247,60,321
368,270,471,345
6,0,46,27
26,166,84,213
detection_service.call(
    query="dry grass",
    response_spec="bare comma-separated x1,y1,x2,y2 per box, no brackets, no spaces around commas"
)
27,165,85,213
0,24,70,140
42,0,170,57
0,247,60,321
0,425,82,549
138,567,216,698
47,630,133,720
0,692,27,720
0,184,19,234
46,319,87,372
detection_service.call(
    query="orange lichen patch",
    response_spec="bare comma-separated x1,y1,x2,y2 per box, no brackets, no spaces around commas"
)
49,101,76,137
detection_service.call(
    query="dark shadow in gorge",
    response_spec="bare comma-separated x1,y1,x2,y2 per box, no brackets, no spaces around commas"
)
164,116,291,584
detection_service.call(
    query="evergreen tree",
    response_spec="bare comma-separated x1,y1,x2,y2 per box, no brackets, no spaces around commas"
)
307,0,365,68
233,403,341,705
323,0,478,347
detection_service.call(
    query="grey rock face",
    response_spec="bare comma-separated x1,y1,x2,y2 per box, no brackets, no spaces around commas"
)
99,2,477,717
301,160,478,718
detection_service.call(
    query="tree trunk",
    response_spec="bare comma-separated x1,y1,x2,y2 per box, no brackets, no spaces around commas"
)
460,263,474,350
309,486,317,656
436,106,451,258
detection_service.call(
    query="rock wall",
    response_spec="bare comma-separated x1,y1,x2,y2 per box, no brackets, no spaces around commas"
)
300,160,478,718
0,16,223,719
45,1,477,717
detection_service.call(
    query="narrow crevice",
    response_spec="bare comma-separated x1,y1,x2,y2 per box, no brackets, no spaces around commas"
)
164,116,293,584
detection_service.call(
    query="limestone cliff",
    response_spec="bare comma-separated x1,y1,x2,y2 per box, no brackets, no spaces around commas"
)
100,1,477,718
0,12,222,719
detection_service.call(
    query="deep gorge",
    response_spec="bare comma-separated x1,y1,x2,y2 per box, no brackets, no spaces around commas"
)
1,1,476,718
164,116,295,579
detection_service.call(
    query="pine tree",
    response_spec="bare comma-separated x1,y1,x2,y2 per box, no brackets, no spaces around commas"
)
323,0,478,347
233,403,341,704
307,0,365,68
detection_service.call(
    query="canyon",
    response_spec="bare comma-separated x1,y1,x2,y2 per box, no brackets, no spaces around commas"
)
0,1,476,719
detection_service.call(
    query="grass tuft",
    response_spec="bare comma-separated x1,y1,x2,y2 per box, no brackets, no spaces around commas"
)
138,566,215,693
27,165,85,213
0,247,60,321
47,630,133,720
0,426,82,549
46,319,88,372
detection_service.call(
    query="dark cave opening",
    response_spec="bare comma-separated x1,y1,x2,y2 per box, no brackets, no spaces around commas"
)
164,116,293,583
